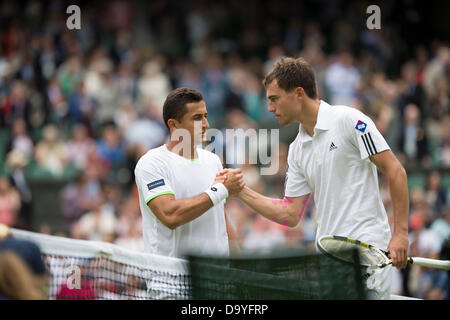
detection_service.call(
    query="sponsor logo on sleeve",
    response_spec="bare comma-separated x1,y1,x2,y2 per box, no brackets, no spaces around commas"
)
355,120,367,133
147,179,165,191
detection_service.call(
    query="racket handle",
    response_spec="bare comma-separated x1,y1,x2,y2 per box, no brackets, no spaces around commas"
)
409,257,450,270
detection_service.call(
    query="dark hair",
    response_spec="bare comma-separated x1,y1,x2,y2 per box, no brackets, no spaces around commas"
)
162,88,204,131
263,57,317,99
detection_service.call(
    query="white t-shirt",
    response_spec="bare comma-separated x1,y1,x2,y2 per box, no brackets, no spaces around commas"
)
134,144,229,258
285,101,392,250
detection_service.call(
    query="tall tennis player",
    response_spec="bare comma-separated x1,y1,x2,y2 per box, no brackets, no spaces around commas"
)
219,57,410,299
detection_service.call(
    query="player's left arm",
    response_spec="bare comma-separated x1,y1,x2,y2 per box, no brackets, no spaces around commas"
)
369,150,409,269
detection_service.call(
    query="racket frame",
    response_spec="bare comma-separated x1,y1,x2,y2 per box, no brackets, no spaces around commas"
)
318,235,392,268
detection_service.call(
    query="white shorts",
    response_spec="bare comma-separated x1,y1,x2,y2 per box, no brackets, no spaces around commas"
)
364,265,392,300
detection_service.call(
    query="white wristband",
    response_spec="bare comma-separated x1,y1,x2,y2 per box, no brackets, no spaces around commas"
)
204,183,229,206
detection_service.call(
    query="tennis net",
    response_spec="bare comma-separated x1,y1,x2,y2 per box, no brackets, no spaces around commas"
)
11,228,190,300
10,228,368,300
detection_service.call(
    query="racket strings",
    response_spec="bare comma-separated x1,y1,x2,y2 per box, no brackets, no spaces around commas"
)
320,239,386,267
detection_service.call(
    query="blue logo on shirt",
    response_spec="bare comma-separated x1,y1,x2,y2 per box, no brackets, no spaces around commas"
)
355,120,367,133
147,179,165,191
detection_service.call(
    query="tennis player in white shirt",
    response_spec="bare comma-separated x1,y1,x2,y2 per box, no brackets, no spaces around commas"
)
135,88,244,259
218,57,410,299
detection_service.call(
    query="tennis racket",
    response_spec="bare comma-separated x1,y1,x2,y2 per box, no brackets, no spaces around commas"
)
317,235,450,270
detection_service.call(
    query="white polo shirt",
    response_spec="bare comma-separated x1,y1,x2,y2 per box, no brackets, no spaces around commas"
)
285,101,392,250
134,144,229,258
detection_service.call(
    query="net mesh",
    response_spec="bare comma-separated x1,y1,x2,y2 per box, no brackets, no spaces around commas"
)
188,249,367,299
10,228,367,300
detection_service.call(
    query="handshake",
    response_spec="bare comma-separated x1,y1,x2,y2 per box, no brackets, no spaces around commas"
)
214,168,246,197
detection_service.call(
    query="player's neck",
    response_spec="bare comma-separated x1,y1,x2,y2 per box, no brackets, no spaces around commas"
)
166,140,198,160
298,99,320,137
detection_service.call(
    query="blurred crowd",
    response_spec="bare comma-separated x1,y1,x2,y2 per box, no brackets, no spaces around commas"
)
0,0,449,299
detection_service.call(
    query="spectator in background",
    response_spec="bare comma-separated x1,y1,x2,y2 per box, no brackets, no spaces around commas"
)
424,170,447,218
223,108,257,169
428,77,449,121
300,39,327,100
0,176,21,227
137,60,172,117
114,59,137,101
0,252,42,299
37,33,58,82
115,197,141,246
423,46,450,113
96,122,126,169
430,205,450,247
66,123,98,170
114,216,144,252
5,150,32,230
34,124,69,176
325,49,361,105
83,49,117,125
0,80,34,131
177,61,203,92
0,237,49,300
46,76,68,126
263,46,285,74
122,109,167,154
397,61,426,118
5,118,34,160
71,192,117,243
95,71,118,125
397,104,430,168
408,211,446,299
200,54,229,127
439,115,450,168
60,168,101,235
113,96,138,135
67,81,96,129
409,208,441,259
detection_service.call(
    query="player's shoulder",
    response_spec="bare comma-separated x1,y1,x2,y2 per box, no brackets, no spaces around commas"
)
135,145,167,171
328,104,361,119
328,104,374,133
330,104,371,120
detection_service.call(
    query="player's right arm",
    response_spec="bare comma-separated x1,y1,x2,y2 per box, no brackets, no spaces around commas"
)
141,167,244,230
148,193,215,230
236,187,310,227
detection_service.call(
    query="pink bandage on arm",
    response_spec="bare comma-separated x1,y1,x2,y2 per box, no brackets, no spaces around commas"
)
271,197,289,208
283,196,293,203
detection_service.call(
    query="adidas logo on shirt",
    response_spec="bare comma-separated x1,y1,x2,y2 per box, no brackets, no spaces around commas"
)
329,142,337,151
